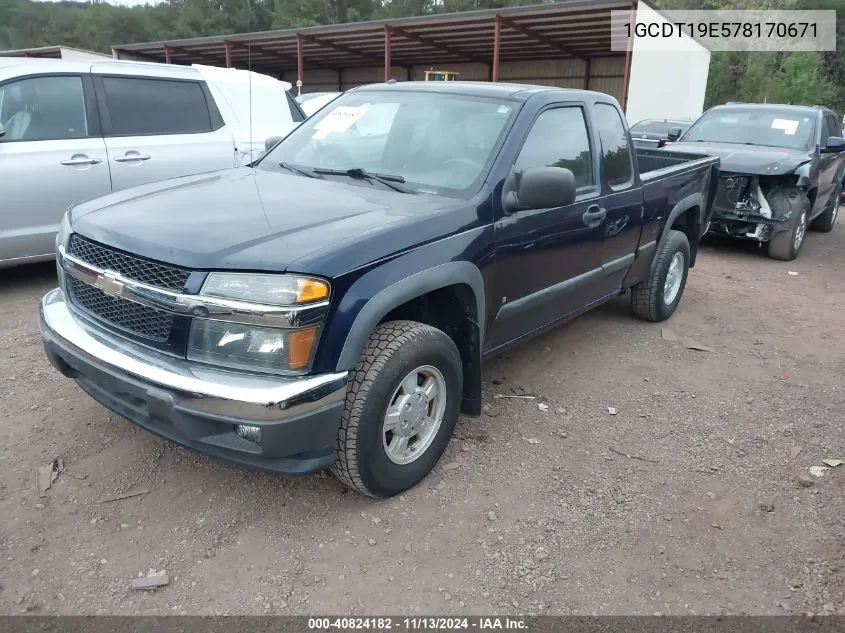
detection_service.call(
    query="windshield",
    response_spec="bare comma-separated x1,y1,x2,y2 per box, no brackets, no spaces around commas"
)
681,107,815,150
259,90,518,197
630,120,689,136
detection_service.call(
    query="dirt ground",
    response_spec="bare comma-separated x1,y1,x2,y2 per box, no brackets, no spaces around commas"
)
1,218,843,617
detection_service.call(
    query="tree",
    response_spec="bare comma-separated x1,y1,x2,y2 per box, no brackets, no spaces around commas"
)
774,51,837,105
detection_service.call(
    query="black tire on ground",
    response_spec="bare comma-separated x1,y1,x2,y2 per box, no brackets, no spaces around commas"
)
767,189,811,261
631,229,691,323
810,183,841,233
331,320,462,498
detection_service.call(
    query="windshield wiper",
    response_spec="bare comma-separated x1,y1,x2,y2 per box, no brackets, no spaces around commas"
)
311,167,416,194
279,162,325,179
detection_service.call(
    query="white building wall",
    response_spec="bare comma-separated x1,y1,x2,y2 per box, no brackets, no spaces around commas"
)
625,2,710,125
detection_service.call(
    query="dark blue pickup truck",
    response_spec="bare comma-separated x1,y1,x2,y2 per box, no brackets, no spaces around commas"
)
40,82,719,498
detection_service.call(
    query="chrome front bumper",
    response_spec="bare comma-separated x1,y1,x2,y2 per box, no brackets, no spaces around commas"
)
40,288,348,475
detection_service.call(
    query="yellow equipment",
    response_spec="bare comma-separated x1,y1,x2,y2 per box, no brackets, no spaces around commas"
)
424,69,460,82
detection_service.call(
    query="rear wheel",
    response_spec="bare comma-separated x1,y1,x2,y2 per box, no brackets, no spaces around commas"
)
331,320,462,498
631,229,690,323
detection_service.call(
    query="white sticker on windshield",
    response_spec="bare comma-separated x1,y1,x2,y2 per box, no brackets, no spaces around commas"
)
314,105,369,135
497,105,511,114
772,118,799,135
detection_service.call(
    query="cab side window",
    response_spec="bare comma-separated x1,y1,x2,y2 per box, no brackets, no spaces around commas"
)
0,76,88,142
514,106,595,191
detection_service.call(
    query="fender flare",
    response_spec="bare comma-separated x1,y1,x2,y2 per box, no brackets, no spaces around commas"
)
650,193,703,274
335,261,486,371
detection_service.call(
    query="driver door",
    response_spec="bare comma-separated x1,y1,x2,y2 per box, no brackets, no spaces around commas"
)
486,104,608,353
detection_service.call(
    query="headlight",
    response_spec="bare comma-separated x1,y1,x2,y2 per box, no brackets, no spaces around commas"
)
186,273,329,375
201,272,328,305
56,210,71,251
187,320,319,374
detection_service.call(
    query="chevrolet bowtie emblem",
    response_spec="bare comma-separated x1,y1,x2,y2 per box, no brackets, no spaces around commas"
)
95,269,125,298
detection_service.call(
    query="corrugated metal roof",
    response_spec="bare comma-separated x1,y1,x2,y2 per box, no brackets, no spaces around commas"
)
114,0,634,73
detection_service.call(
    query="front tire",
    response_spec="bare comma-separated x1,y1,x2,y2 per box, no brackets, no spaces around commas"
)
766,188,810,261
631,229,690,323
331,320,462,498
768,201,809,261
810,184,840,233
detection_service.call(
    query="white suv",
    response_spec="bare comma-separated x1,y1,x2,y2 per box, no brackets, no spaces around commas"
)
0,58,305,269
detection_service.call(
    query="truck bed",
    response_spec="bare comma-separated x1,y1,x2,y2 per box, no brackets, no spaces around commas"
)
636,147,719,182
623,147,720,285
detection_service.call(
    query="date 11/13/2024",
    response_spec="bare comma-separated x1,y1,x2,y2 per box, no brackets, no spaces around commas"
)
307,617,528,630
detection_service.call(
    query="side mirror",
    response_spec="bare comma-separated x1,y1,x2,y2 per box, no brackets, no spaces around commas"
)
823,136,845,153
265,136,283,152
504,166,576,213
667,127,683,142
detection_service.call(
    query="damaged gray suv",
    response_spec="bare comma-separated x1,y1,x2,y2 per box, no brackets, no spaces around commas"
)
662,103,844,261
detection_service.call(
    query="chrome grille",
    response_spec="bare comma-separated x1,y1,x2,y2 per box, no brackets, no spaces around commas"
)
68,234,190,291
69,278,174,342
66,234,188,342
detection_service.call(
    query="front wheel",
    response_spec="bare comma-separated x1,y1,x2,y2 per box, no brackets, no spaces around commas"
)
768,203,809,261
810,184,840,233
630,229,691,323
331,320,462,498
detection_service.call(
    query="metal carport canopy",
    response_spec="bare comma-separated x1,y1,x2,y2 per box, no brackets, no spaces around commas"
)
113,0,634,85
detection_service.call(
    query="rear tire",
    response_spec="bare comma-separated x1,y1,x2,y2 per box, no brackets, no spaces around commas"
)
331,320,462,498
631,229,690,323
810,184,840,233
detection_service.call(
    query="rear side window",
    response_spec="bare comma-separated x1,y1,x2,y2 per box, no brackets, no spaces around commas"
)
514,106,595,190
594,103,634,189
101,77,213,136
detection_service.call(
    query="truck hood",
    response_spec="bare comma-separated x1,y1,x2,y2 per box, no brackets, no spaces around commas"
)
665,141,812,176
70,167,459,273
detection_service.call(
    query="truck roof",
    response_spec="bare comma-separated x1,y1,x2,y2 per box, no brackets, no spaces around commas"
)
352,80,614,103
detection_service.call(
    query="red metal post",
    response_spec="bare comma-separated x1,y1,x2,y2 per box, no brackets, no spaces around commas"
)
164,46,172,64
621,0,638,110
492,15,502,82
296,34,304,95
384,25,392,82
224,40,233,68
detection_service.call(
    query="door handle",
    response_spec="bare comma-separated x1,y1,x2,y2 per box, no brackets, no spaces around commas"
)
582,206,607,226
114,154,151,162
60,157,102,166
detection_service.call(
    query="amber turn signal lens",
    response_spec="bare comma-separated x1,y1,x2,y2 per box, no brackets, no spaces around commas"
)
288,327,319,370
296,279,329,303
